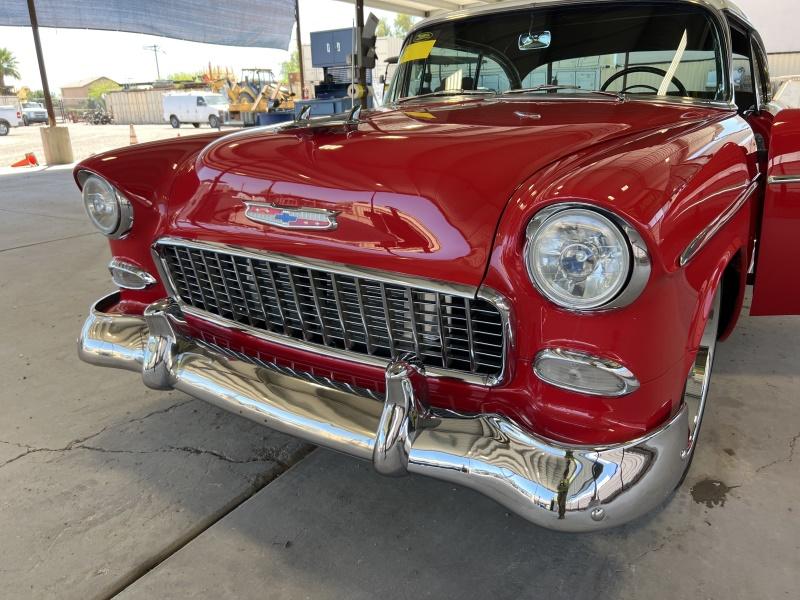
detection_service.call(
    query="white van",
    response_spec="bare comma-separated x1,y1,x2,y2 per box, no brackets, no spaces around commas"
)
0,105,23,136
162,92,229,129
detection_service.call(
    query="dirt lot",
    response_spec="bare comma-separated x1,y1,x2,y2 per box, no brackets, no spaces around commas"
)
0,123,235,168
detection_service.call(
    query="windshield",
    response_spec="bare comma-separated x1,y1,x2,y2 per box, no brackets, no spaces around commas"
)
23,103,43,108
387,2,726,104
204,95,227,105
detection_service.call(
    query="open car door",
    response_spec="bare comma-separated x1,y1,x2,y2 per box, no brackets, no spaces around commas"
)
751,108,800,316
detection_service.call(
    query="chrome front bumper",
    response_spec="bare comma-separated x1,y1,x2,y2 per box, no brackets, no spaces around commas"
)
79,292,690,532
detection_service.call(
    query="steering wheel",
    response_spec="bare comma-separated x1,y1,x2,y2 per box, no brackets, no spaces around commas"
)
601,66,688,96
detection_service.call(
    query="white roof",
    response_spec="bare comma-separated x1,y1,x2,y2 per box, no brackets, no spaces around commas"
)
336,0,749,25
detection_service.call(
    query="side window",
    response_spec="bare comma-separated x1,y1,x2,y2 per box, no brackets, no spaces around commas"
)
730,26,756,113
751,38,771,105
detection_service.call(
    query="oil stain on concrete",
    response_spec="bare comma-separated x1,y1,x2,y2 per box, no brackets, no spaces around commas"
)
691,479,738,508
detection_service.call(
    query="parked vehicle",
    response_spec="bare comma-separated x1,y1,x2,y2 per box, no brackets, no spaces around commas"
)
21,102,48,125
772,75,800,109
84,109,112,125
74,0,800,531
162,92,229,128
0,105,23,136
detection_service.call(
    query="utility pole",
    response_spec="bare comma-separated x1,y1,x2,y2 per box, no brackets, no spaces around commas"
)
294,0,305,99
143,44,162,80
26,0,55,127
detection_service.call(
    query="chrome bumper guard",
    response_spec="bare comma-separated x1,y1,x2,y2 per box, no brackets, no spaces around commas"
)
79,293,690,532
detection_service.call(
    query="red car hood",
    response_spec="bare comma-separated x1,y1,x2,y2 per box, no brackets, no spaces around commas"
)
169,98,717,288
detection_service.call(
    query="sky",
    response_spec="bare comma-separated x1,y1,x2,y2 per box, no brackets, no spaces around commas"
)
0,0,404,91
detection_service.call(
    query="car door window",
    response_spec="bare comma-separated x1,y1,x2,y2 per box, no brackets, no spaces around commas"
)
730,26,756,113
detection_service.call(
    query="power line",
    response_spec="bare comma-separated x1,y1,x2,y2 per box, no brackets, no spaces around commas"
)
143,44,163,80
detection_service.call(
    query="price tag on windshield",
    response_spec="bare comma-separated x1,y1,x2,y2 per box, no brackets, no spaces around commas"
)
400,31,437,64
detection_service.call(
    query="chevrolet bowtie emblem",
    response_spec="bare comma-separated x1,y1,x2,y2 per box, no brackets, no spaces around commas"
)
240,196,338,231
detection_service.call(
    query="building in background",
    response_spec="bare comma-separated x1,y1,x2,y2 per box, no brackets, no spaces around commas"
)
60,76,119,110
735,0,799,77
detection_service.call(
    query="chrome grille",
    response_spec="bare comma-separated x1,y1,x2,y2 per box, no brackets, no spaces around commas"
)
156,241,506,381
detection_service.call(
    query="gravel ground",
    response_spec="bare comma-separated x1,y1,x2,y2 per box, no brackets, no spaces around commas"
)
0,123,237,167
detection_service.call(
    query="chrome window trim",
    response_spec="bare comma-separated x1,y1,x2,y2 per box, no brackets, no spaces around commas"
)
523,203,651,313
150,237,513,387
533,347,640,397
679,176,760,266
768,175,800,185
108,258,157,290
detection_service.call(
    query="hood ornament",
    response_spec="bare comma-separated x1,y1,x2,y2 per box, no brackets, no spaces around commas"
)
238,193,338,231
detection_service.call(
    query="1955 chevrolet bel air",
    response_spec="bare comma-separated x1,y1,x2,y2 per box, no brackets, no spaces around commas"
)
76,0,800,531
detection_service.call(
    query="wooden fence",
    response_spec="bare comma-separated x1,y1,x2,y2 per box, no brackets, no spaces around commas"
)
106,89,167,124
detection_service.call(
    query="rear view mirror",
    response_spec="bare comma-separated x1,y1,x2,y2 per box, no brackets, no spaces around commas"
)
519,31,551,51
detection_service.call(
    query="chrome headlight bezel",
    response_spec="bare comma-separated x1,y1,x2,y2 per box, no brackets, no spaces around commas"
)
524,203,650,312
80,172,133,239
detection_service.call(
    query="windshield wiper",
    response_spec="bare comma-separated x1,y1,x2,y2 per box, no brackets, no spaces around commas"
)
397,89,495,103
504,85,624,100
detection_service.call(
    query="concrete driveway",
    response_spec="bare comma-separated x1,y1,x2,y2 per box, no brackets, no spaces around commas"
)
1,169,798,599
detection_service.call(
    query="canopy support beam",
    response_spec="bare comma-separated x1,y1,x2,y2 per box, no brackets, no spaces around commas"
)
26,0,56,127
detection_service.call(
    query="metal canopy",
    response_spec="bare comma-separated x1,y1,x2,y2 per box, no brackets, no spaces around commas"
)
2,0,297,48
335,0,496,19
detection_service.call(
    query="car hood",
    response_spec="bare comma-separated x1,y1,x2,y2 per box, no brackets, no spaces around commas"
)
169,97,720,288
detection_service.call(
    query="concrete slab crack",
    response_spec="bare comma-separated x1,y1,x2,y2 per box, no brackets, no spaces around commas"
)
0,398,195,469
756,430,800,473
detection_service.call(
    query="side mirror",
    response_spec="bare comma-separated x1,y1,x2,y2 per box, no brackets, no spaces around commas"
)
379,75,386,84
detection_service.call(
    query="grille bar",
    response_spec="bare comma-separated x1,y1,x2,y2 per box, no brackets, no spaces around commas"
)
156,240,507,382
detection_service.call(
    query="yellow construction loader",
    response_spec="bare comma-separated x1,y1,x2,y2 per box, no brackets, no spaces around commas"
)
209,68,295,116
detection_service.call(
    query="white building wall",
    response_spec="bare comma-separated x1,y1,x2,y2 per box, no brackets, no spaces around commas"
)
735,0,798,54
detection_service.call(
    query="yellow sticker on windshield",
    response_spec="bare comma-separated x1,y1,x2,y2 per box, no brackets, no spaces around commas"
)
399,39,436,64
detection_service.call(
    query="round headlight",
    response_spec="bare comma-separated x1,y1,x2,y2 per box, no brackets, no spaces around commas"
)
82,174,132,238
525,207,632,310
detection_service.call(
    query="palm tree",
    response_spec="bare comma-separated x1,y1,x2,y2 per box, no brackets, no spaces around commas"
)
0,48,21,92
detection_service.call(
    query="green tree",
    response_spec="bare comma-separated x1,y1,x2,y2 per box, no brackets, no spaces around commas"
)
393,14,414,37
280,49,300,83
87,79,122,109
376,18,391,37
167,71,202,82
0,48,21,92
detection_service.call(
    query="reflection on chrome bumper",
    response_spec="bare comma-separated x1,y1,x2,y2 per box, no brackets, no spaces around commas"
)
79,293,690,532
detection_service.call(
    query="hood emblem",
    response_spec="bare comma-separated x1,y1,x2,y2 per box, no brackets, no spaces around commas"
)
239,195,338,231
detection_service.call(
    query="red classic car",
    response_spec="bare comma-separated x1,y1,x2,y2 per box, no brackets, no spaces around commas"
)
76,0,800,531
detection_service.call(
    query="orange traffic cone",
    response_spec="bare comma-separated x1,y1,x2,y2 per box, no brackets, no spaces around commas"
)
129,124,138,145
10,153,38,168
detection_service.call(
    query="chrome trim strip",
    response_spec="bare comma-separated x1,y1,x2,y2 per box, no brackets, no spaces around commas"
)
108,258,157,290
533,348,640,397
79,292,694,532
523,203,651,313
680,178,760,267
155,236,477,298
150,238,513,387
768,175,800,185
